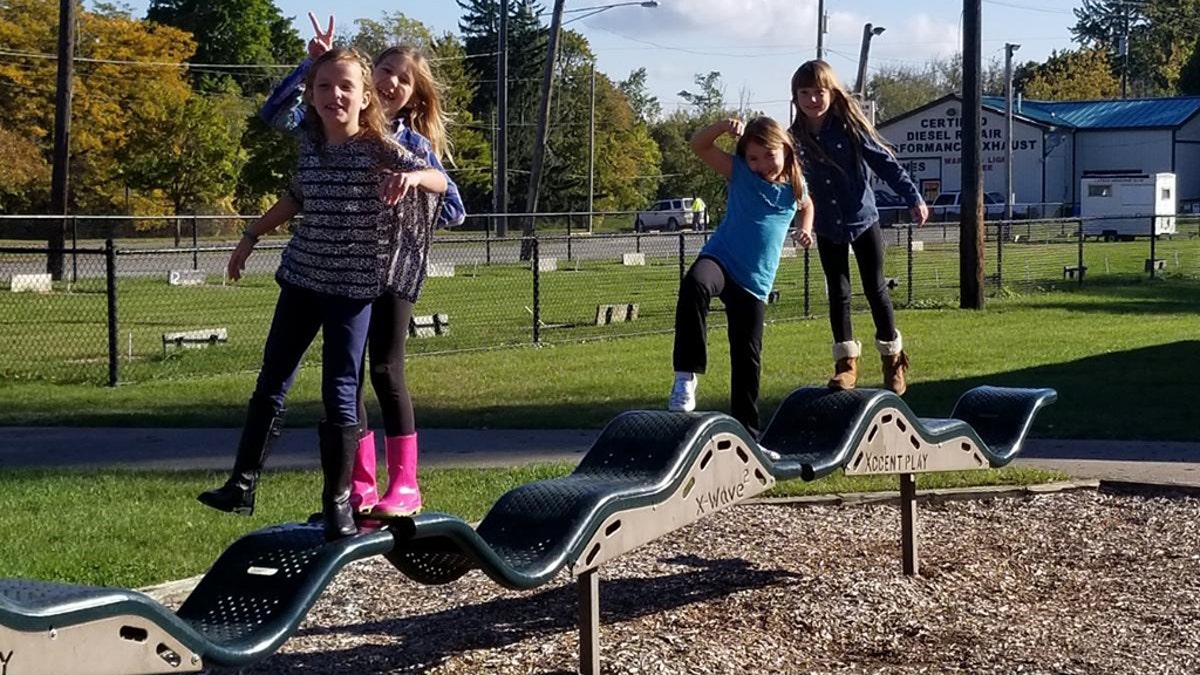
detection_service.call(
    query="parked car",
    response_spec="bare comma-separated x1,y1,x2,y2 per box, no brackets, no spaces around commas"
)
635,198,697,232
930,191,1007,220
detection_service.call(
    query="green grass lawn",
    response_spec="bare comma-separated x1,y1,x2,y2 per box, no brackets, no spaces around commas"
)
0,463,1064,589
3,229,1198,384
1,277,1198,440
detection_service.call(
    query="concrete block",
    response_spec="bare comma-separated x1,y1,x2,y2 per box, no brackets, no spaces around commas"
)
622,253,646,266
168,269,206,286
427,263,455,278
10,273,52,293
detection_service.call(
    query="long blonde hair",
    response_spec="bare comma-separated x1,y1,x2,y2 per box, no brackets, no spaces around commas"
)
736,117,806,204
789,60,893,175
303,48,397,150
375,45,452,161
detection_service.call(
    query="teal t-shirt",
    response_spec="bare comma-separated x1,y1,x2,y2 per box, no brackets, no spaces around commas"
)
700,156,801,301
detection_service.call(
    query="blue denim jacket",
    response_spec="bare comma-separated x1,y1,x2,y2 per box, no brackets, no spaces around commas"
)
261,58,466,228
796,116,922,243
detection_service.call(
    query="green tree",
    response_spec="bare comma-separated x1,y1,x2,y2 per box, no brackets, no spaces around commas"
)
122,94,247,213
457,0,547,212
619,67,661,123
1180,42,1200,94
1022,47,1121,101
430,32,493,214
867,63,945,123
349,11,435,55
145,0,303,95
1072,0,1200,94
678,71,725,116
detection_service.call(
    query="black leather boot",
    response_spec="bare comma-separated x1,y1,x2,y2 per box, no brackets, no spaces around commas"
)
319,421,359,541
198,399,286,516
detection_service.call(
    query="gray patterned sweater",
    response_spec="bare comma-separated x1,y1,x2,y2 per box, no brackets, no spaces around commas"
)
277,133,442,301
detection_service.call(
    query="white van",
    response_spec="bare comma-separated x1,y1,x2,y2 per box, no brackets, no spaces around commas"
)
1080,173,1177,240
635,198,696,232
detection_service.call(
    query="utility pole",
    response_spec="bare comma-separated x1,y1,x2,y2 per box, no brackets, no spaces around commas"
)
960,0,984,309
588,62,596,234
854,23,885,95
495,0,509,236
1004,42,1020,222
816,0,826,59
1119,2,1129,99
48,0,76,280
524,0,566,242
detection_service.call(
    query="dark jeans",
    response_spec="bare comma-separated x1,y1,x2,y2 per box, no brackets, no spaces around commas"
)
356,295,416,437
252,282,372,427
672,256,766,437
816,223,898,344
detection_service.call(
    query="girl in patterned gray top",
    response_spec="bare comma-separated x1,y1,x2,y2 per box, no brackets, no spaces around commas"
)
199,48,447,542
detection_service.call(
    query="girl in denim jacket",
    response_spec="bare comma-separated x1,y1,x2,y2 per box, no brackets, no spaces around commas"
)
790,60,928,395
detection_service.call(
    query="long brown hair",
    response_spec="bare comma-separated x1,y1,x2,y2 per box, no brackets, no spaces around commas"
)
736,116,806,204
303,47,397,150
788,59,893,174
375,45,452,162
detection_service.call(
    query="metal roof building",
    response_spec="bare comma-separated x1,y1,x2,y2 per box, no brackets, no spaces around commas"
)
876,94,1200,211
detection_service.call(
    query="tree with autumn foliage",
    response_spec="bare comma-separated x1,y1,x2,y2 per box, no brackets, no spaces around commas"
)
1022,47,1121,101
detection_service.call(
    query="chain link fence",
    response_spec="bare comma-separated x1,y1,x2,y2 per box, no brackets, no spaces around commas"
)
3,212,1198,385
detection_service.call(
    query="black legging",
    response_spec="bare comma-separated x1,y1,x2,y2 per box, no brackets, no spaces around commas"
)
356,294,415,437
816,223,898,343
672,256,767,437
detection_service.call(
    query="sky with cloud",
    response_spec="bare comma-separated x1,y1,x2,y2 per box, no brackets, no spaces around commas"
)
128,0,1084,124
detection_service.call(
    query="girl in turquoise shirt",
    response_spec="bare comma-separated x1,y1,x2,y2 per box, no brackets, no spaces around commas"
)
668,117,814,439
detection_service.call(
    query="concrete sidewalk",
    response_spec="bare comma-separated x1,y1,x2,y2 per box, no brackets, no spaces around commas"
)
3,427,1199,485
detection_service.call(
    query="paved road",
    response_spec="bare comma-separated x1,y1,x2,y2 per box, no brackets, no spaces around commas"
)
3,427,1197,486
1,226,962,281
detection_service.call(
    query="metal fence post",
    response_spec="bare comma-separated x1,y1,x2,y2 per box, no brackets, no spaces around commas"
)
532,236,541,344
803,246,811,318
567,213,573,262
192,214,199,270
1149,217,1157,280
486,218,492,265
996,221,1004,289
636,233,641,254
71,215,78,283
1077,220,1085,286
907,225,914,306
105,238,119,387
678,232,686,284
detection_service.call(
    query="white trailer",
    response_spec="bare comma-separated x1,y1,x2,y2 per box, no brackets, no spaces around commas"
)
1080,173,1177,240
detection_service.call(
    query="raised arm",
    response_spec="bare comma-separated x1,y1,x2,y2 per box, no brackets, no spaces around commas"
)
690,119,742,179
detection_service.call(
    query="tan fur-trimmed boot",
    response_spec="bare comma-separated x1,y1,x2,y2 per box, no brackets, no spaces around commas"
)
877,331,910,395
828,340,861,390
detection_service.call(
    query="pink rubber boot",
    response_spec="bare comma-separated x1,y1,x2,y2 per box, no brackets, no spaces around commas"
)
371,433,422,518
348,429,379,513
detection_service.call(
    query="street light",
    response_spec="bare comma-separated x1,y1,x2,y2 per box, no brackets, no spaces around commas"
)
523,0,659,241
854,23,885,95
561,1,659,24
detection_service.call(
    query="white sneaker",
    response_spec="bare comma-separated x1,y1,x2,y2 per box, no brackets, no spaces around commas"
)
759,445,782,461
667,372,697,412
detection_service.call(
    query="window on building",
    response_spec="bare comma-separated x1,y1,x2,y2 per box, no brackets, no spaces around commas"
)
1088,184,1112,198
1161,187,1172,200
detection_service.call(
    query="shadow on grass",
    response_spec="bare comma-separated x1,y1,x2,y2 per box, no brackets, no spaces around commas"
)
232,555,801,674
1019,277,1200,315
899,340,1200,443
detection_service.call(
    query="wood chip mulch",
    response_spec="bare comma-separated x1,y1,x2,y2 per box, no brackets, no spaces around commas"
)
224,491,1200,674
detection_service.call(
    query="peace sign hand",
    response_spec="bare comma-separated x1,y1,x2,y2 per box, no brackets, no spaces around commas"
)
307,12,335,59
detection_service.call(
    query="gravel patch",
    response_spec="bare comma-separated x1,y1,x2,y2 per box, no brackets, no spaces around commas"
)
219,491,1200,674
